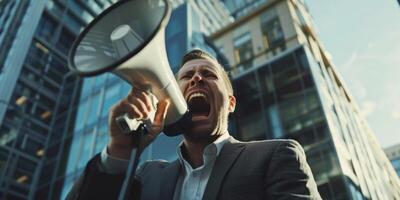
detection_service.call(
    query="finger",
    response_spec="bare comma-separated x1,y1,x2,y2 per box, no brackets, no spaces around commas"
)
141,100,169,147
137,91,153,112
111,100,143,119
127,96,150,118
150,99,170,132
127,89,154,113
127,88,146,102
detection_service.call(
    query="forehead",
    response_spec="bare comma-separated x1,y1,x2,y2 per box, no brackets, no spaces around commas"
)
178,59,220,74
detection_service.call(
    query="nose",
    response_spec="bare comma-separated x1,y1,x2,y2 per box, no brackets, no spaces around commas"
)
190,73,204,87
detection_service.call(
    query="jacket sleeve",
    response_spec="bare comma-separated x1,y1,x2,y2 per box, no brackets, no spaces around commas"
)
66,153,142,200
265,140,321,200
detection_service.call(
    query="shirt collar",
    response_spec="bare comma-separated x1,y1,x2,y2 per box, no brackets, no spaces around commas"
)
176,132,231,169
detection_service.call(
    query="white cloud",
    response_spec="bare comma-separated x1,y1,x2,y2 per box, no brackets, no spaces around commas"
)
360,101,376,117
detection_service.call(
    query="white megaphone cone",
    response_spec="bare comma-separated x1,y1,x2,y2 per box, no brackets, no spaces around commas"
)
68,0,188,135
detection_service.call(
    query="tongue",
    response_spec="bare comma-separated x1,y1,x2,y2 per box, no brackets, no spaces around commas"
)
188,97,210,116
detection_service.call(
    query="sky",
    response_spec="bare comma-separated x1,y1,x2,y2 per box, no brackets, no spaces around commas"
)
305,0,400,148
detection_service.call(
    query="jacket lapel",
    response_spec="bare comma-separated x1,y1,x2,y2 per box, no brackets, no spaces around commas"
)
160,159,181,200
202,137,245,200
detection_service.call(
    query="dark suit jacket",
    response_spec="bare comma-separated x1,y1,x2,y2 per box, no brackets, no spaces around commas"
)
67,138,321,200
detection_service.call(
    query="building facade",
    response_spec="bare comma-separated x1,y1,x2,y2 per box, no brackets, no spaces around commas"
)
0,0,114,199
213,0,400,199
384,144,400,177
60,0,231,199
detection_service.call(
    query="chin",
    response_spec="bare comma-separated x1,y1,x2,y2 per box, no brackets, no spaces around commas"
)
184,123,219,143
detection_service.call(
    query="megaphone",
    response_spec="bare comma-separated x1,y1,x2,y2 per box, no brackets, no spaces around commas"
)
68,0,189,136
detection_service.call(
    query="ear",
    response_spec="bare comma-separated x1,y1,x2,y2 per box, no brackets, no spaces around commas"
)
228,95,236,113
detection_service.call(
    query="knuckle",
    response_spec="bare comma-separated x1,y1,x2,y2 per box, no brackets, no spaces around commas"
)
133,112,142,119
142,112,148,119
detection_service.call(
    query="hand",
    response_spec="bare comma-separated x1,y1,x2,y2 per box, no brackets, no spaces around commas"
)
107,88,170,159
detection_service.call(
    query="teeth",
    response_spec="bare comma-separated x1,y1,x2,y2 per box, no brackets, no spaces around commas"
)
188,92,207,102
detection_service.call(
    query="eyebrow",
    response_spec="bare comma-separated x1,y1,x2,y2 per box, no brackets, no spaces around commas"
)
180,67,218,77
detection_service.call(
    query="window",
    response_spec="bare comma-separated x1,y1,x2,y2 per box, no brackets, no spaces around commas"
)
233,32,253,69
0,148,9,179
258,65,275,95
86,93,100,125
93,74,108,89
49,54,68,73
74,100,89,132
0,125,17,146
271,55,303,102
77,131,95,169
101,83,121,117
36,14,58,40
267,105,284,138
260,8,285,51
65,12,83,33
13,157,37,186
26,41,50,71
17,134,44,156
56,28,76,55
94,121,109,153
65,133,82,174
46,1,63,18
233,72,267,141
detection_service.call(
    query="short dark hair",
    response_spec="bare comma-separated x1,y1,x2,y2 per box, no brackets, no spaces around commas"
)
179,49,233,95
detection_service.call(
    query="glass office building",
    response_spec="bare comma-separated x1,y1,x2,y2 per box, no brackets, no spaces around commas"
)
60,1,231,199
213,0,400,199
385,144,400,177
0,1,114,199
221,0,269,18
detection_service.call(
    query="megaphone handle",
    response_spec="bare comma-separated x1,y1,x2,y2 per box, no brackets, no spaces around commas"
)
116,109,156,134
115,91,158,134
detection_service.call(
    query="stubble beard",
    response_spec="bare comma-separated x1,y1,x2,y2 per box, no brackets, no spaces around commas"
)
183,110,229,144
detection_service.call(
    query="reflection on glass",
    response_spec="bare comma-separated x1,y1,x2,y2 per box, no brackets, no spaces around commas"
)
86,93,100,125
267,105,283,138
101,83,121,117
234,72,266,140
75,100,89,132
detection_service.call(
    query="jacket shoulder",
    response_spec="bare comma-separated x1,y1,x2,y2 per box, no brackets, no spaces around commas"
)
136,159,170,178
241,138,302,151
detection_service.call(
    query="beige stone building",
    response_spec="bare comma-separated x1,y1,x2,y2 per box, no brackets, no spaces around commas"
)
210,0,400,199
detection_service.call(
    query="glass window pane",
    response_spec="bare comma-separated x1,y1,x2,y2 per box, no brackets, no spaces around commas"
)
77,131,94,169
260,8,285,51
233,32,253,70
75,100,89,132
233,72,266,140
86,93,100,125
101,83,121,117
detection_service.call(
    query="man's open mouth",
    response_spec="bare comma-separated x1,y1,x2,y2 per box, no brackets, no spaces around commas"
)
188,92,210,117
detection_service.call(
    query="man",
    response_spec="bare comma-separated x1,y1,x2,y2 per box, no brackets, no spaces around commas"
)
67,49,321,200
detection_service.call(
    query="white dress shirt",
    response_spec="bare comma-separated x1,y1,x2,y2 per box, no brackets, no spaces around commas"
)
173,133,230,200
100,133,231,200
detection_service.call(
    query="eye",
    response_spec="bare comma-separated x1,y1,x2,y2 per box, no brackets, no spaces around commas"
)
204,71,218,79
179,74,192,80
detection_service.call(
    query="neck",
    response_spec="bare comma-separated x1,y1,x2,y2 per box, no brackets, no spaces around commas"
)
181,131,228,168
182,139,208,168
